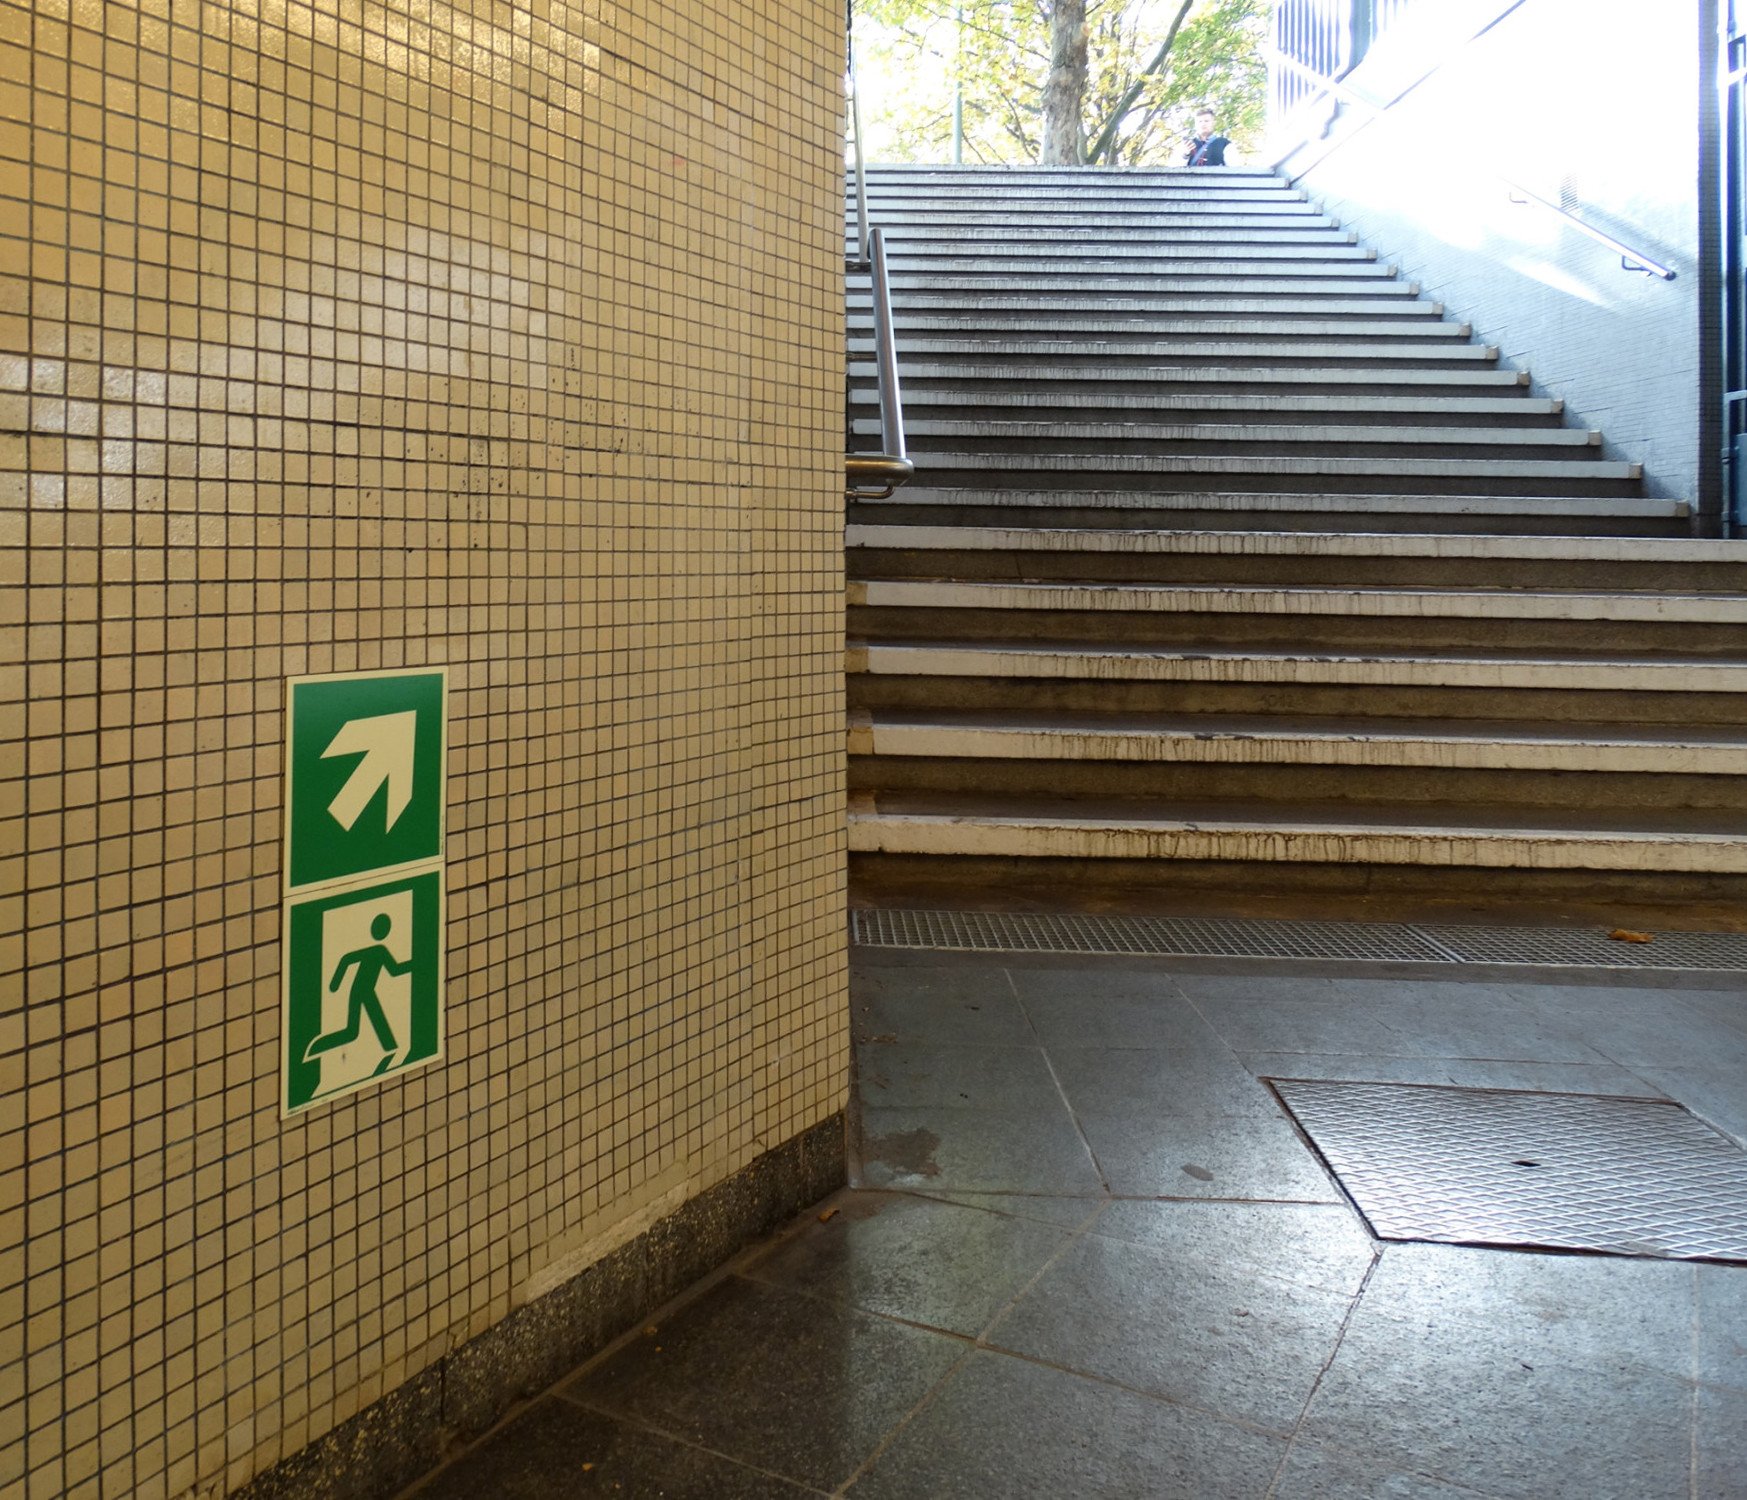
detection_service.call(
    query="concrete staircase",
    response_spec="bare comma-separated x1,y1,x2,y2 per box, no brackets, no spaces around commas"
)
845,165,1747,907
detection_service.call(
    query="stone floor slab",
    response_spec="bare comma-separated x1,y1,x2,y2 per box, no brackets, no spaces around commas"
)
742,1191,1073,1337
988,1232,1355,1431
562,1277,963,1493
845,1350,1284,1499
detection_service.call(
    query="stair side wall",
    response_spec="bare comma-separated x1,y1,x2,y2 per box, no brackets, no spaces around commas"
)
1280,0,1707,514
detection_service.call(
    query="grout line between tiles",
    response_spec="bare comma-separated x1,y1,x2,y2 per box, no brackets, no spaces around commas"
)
828,1347,977,1496
1262,1250,1384,1500
1004,964,1114,1196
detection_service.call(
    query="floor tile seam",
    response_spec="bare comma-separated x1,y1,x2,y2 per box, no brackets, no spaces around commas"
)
828,1347,978,1498
902,1186,1117,1232
551,1390,835,1497
968,1195,1115,1360
963,1335,1302,1445
905,1185,1108,1203
1264,1248,1384,1499
1003,965,1115,1195
726,1265,994,1349
1244,1048,1627,1063
1105,1191,1350,1205
1075,1221,1374,1301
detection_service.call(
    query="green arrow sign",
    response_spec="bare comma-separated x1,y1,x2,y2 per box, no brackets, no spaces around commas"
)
282,869,444,1114
286,669,447,891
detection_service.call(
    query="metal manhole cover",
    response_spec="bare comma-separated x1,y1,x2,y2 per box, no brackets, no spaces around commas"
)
1270,1079,1747,1263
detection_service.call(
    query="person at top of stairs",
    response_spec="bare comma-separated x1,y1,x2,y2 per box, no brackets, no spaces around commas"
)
1186,109,1230,166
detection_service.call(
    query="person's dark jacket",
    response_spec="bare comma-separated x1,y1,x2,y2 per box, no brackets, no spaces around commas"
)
1186,134,1229,166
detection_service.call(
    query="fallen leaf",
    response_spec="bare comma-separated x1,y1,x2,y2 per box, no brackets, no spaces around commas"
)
1608,929,1654,944
818,1207,841,1223
644,1325,658,1336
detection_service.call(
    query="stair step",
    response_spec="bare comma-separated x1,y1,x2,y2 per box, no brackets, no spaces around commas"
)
881,277,1420,297
855,208,1333,229
847,641,1747,693
856,297,1445,320
845,524,1735,564
859,487,1684,520
856,186,1307,201
853,339,1500,364
848,711,1747,775
881,260,1398,281
863,362,1523,385
849,579,1747,623
861,164,1280,180
882,243,1378,263
853,391,1561,419
862,317,1474,342
845,793,1747,873
908,453,1639,482
864,229,1361,250
866,420,1596,449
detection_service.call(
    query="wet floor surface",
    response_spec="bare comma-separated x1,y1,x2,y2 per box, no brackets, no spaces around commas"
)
407,950,1747,1498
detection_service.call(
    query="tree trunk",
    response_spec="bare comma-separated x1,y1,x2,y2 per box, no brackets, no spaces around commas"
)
1039,0,1088,165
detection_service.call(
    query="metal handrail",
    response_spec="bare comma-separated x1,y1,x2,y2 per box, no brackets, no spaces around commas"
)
1269,47,1676,281
848,226,913,498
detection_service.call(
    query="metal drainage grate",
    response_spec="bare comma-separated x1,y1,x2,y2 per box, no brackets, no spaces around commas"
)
1271,1079,1747,1263
1418,923,1747,971
851,907,1445,962
849,908,1747,972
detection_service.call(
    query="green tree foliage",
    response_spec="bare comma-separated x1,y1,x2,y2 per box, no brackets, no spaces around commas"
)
854,0,1271,167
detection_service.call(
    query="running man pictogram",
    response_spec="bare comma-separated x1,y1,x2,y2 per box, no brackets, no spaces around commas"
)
304,911,412,1071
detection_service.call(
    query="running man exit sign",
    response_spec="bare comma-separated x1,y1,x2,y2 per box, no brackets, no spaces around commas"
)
281,668,448,1116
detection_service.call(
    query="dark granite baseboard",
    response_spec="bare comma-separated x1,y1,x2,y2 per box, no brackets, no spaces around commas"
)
236,1113,846,1500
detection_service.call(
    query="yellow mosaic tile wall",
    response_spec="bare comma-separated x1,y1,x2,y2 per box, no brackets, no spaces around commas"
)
0,0,848,1495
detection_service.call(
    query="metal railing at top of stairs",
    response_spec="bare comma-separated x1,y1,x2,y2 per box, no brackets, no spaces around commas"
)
846,12,911,500
1267,16,1677,282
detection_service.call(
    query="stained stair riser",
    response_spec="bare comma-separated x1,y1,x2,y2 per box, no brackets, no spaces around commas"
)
852,498,1687,537
847,852,1747,908
845,545,1747,592
886,435,1597,460
846,605,1747,655
852,396,1567,428
848,674,1747,728
898,467,1642,500
848,756,1744,814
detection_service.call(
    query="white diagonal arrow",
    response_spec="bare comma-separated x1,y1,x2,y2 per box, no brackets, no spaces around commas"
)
321,711,417,833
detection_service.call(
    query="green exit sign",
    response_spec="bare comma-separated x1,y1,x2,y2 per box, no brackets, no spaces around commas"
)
281,666,449,1116
285,668,447,891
